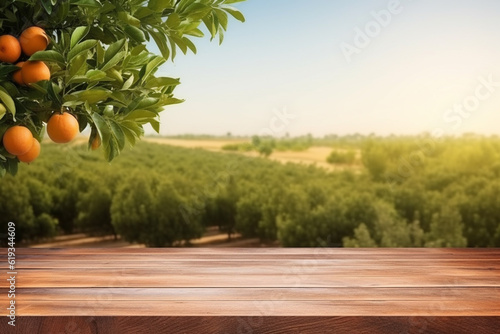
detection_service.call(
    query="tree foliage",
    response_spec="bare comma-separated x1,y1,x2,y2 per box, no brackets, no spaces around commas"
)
0,0,245,175
3,133,500,248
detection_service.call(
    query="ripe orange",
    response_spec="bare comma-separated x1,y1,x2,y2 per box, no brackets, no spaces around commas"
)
47,112,79,143
12,61,25,85
19,26,49,56
18,138,40,163
0,35,21,63
21,61,50,85
91,135,101,150
2,125,34,155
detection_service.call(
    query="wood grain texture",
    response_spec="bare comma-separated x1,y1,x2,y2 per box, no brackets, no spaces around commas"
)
1,316,500,334
0,248,499,333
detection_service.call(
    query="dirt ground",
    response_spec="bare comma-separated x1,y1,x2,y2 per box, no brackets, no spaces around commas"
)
29,227,279,248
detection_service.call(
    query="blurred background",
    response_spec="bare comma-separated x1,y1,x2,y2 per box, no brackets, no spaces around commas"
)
2,0,500,248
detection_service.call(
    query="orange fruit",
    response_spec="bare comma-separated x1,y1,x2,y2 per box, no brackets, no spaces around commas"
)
21,61,50,85
19,26,49,56
2,125,34,155
47,112,79,143
12,61,25,85
91,135,101,150
18,138,40,163
0,35,21,63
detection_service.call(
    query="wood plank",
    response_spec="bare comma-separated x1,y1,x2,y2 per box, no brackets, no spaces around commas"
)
13,247,500,254
11,259,500,269
3,316,499,334
4,287,499,302
6,264,500,276
6,248,500,260
4,272,498,289
10,300,500,316
1,248,498,332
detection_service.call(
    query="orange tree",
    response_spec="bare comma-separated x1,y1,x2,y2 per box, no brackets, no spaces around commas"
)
0,0,245,176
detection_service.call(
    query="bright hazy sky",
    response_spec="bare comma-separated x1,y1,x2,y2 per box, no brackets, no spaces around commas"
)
154,0,500,137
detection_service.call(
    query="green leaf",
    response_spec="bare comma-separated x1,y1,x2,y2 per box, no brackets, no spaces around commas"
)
67,89,111,104
140,56,166,84
214,9,228,30
135,7,155,19
96,42,105,65
97,2,116,14
223,6,245,22
92,112,115,161
100,51,125,72
182,37,197,54
0,64,19,79
109,120,125,150
171,35,188,54
29,50,65,67
70,0,102,7
134,97,159,110
86,69,107,81
124,109,158,121
122,74,134,90
67,39,97,61
105,137,120,162
70,26,90,49
0,104,6,121
120,124,137,146
41,0,53,14
117,11,141,27
184,3,211,20
124,25,146,43
162,97,184,106
166,13,181,29
68,53,87,77
0,87,16,117
29,82,49,94
121,120,144,137
104,39,126,64
148,29,170,60
47,82,62,105
148,0,174,11
5,157,18,176
184,28,204,38
218,27,224,45
203,15,217,40
144,77,180,89
100,39,126,71
150,119,160,133
62,100,84,108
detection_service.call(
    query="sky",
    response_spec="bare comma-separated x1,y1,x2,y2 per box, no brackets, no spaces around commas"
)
154,0,500,137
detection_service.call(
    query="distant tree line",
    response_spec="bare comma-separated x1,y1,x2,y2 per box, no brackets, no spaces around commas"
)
1,134,500,247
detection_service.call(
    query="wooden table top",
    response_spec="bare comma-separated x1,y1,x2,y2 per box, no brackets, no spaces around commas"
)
1,248,499,333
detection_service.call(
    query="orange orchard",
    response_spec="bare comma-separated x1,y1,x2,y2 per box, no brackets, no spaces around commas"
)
0,26,85,164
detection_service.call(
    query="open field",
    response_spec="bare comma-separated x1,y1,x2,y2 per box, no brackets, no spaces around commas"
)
144,137,362,172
